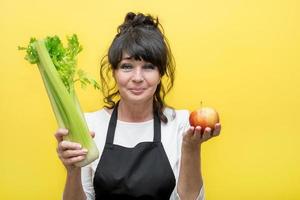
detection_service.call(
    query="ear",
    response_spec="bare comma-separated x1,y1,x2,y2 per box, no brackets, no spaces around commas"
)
157,76,162,84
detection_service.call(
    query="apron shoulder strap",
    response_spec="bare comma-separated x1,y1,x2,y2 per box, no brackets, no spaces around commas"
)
153,111,161,142
105,102,119,145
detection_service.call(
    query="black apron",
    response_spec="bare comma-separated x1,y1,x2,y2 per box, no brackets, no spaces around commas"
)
93,103,176,200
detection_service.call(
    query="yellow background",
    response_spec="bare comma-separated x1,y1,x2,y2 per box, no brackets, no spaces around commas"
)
1,0,299,199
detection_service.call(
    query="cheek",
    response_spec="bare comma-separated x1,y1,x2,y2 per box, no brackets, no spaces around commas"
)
153,78,160,88
145,75,160,93
116,77,126,87
149,73,161,87
114,72,128,87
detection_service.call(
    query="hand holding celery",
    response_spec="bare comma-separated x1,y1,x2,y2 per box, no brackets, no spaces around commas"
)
19,34,100,167
55,128,95,170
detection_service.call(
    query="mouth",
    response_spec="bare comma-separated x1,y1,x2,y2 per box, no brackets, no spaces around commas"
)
129,88,145,95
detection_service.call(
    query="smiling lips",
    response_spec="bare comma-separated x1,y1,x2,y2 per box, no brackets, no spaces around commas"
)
129,88,145,95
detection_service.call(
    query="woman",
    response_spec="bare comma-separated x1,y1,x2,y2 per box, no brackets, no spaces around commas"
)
55,12,221,200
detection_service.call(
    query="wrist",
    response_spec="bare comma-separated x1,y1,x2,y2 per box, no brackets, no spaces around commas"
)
182,143,201,154
67,167,81,177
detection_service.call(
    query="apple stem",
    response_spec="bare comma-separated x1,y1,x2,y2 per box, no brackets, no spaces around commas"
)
201,101,203,108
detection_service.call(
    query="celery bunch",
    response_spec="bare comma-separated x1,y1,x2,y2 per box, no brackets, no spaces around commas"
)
19,34,99,167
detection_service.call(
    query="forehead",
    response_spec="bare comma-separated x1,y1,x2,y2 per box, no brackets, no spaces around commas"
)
121,52,131,59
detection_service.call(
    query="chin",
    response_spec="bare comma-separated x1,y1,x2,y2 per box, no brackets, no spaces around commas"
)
123,94,154,104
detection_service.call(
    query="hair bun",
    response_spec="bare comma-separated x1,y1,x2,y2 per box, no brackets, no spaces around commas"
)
124,12,136,22
119,12,158,33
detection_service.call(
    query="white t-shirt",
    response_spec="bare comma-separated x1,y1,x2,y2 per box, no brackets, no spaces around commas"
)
81,108,204,200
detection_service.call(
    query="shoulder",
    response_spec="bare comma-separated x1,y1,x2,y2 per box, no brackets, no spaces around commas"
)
84,108,107,120
163,107,190,123
162,107,190,132
84,108,110,128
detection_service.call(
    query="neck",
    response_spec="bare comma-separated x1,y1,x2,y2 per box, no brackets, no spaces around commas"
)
118,99,154,122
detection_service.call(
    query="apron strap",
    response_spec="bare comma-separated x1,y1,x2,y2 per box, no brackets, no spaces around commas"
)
105,102,119,145
153,110,161,142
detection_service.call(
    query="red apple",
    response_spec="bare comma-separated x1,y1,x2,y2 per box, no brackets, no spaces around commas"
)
189,107,220,131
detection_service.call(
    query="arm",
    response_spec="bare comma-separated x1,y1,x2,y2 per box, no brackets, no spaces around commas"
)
55,128,95,200
177,139,202,200
63,168,86,200
177,124,221,200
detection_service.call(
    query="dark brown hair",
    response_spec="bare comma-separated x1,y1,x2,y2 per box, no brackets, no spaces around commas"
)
100,12,175,123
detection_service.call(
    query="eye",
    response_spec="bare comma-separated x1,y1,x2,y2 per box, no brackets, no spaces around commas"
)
119,63,133,71
143,63,156,70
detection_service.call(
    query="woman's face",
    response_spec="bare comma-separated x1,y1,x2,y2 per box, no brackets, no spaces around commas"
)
114,52,161,104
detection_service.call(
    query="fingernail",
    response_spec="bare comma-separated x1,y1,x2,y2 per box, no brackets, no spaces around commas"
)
82,148,88,153
62,128,68,133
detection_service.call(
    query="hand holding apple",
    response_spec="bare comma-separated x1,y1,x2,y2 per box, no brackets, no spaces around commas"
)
189,107,220,132
182,107,221,149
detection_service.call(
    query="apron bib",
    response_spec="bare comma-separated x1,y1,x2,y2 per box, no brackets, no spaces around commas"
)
93,103,176,199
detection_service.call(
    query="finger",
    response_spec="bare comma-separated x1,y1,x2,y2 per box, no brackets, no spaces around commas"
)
192,126,202,141
54,128,69,143
212,123,221,137
183,127,195,139
61,149,88,159
202,127,212,141
90,131,95,138
62,155,86,166
58,140,82,152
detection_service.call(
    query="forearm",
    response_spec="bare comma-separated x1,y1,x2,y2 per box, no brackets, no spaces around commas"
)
63,168,87,200
177,145,203,200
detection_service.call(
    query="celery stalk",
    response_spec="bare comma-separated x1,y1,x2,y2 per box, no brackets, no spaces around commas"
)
19,35,100,167
38,63,65,128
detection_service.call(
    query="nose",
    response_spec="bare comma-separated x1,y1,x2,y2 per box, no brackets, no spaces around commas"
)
132,68,144,82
